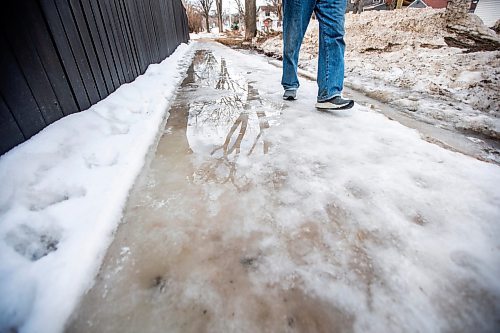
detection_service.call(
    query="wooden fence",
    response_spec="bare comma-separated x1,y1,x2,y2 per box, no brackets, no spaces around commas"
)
0,0,189,156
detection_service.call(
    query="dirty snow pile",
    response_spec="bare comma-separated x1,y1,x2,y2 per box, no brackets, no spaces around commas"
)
260,8,500,139
0,43,194,333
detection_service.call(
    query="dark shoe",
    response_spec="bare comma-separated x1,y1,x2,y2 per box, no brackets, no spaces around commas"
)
315,96,354,110
283,89,297,100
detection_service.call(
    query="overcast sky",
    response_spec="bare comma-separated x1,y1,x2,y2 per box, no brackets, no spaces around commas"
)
214,0,269,13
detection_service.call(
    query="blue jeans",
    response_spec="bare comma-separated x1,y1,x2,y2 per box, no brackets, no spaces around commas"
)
282,0,347,102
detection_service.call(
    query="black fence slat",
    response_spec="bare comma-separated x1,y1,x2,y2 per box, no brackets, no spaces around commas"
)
21,0,78,116
52,0,100,105
125,0,147,73
0,94,25,153
69,0,108,100
145,0,160,62
39,0,91,110
105,0,132,82
155,0,167,58
117,0,139,78
0,33,46,139
95,0,126,86
118,0,141,76
85,0,119,91
79,0,114,93
0,0,189,156
111,0,135,78
158,0,171,57
136,0,154,67
2,2,64,125
165,0,178,56
171,0,182,48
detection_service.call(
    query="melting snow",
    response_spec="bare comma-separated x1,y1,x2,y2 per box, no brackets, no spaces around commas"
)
0,43,194,333
68,42,500,333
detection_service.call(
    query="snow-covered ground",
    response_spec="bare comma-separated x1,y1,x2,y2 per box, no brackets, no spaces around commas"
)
0,43,194,333
68,42,500,332
1,35,500,332
260,9,500,140
190,27,228,41
190,32,224,40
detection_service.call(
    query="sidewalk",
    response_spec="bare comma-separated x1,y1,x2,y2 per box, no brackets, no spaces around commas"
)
68,42,500,332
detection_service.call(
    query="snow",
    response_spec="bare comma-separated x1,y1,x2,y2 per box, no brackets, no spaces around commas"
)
0,43,195,333
190,32,224,40
1,27,500,331
189,27,228,41
188,42,500,332
71,41,500,332
260,8,500,140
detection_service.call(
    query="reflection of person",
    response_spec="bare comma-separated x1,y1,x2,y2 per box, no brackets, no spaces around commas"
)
282,0,354,110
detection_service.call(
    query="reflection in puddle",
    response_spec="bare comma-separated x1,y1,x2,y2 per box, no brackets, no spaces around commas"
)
168,49,276,190
71,49,343,333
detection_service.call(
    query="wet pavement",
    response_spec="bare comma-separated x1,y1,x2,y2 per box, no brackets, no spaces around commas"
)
68,50,309,332
67,43,500,333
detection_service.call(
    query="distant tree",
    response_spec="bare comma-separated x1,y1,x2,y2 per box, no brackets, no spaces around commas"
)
198,0,214,32
244,0,256,40
234,0,245,29
186,3,204,33
215,0,223,32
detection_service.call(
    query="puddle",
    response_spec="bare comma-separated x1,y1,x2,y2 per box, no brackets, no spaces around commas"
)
68,50,341,332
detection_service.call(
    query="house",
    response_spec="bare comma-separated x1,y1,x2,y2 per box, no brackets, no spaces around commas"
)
404,0,448,8
421,0,447,8
408,0,428,8
257,5,280,32
473,0,500,27
346,0,449,12
408,0,499,27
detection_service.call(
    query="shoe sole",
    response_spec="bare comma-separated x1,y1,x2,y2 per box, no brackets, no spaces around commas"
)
283,96,296,101
315,100,354,110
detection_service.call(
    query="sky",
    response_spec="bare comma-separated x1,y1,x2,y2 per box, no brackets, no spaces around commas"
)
197,0,269,14
226,0,269,13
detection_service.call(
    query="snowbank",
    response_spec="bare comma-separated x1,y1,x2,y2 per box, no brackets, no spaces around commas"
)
260,9,500,139
0,43,194,332
190,32,225,40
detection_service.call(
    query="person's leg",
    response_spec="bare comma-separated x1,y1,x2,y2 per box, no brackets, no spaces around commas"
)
281,0,316,92
357,0,364,14
353,0,359,14
314,0,348,102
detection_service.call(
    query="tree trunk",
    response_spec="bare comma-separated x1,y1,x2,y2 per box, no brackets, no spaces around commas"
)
277,0,282,22
205,16,210,32
216,0,223,33
244,0,256,40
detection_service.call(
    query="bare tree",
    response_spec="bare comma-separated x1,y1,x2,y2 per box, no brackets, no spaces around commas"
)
215,0,223,32
186,3,204,33
198,0,214,32
244,0,256,40
234,0,245,28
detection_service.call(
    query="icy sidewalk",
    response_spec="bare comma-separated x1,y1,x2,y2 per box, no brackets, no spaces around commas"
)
0,44,195,333
68,42,500,333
